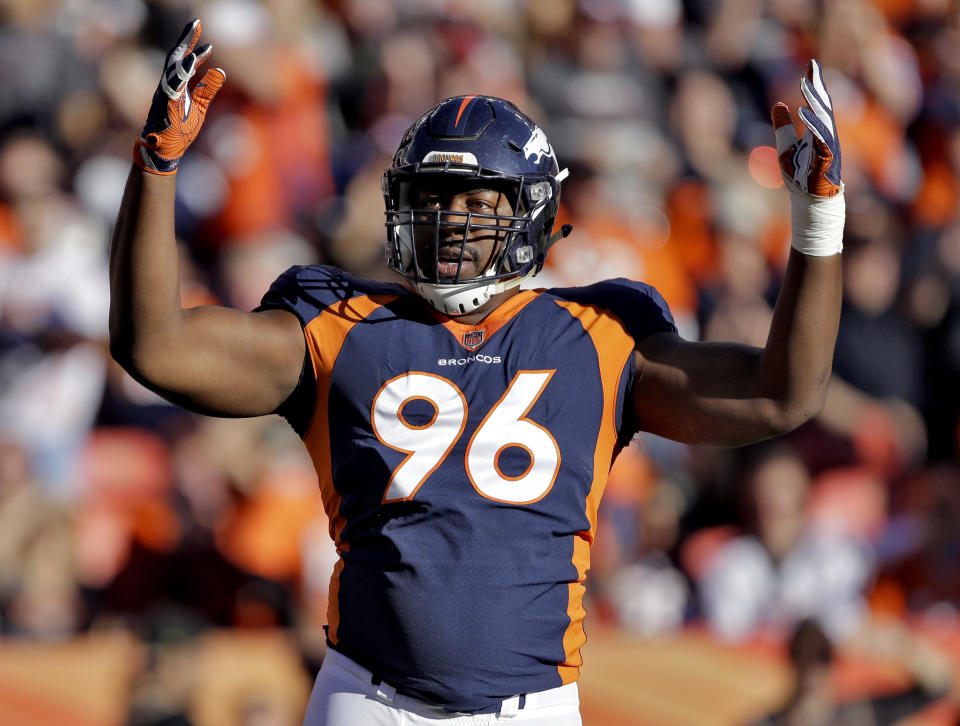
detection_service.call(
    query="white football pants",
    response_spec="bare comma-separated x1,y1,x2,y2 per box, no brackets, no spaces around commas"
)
303,648,582,726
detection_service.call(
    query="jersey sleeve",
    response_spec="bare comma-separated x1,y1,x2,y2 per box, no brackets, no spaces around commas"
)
253,266,330,437
548,279,678,447
255,264,351,325
254,265,359,437
549,278,678,345
254,265,406,438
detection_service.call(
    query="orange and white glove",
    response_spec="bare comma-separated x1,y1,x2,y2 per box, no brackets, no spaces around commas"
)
772,59,845,256
133,19,225,175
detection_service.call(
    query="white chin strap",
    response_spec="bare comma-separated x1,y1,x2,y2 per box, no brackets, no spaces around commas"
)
415,268,536,316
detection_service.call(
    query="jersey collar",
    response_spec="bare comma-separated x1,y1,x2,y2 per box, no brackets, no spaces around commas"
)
426,289,542,351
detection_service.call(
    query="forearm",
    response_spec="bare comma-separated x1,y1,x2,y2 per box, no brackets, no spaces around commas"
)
109,18,225,392
107,166,304,415
105,19,305,416
108,166,183,371
633,230,842,445
672,242,844,441
634,59,846,446
757,248,842,429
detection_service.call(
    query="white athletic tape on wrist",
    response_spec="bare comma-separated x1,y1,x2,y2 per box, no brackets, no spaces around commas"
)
789,191,845,256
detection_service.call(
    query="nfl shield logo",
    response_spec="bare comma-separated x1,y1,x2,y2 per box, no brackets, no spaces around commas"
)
462,330,484,350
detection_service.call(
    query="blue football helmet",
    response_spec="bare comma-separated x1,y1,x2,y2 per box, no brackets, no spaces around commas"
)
383,95,570,315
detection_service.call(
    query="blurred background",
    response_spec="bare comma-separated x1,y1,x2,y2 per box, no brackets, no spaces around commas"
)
4,0,960,724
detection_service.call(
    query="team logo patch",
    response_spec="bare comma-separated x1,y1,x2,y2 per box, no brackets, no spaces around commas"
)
462,330,484,350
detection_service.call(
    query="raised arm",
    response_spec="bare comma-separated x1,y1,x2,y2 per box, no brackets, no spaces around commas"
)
109,19,304,417
632,60,844,446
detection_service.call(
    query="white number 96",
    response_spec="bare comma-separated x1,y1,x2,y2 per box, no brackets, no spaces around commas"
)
371,371,561,504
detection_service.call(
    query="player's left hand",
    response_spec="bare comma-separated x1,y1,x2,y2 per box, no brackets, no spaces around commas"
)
771,59,842,198
133,18,225,175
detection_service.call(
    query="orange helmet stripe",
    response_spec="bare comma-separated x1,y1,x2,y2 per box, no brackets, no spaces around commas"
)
454,95,477,127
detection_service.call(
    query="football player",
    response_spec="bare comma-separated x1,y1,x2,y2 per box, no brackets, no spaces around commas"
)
110,19,845,726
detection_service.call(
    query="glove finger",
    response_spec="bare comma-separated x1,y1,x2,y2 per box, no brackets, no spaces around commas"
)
192,44,213,71
800,78,836,140
179,52,199,83
161,52,196,98
797,105,829,147
798,106,842,188
800,60,837,139
166,18,202,67
771,102,798,155
799,59,842,186
804,59,833,112
190,67,226,110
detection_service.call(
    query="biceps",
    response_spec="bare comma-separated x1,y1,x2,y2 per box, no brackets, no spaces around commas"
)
136,306,306,417
631,335,782,445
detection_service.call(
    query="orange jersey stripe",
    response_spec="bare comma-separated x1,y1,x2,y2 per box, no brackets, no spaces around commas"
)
553,300,637,684
302,293,397,643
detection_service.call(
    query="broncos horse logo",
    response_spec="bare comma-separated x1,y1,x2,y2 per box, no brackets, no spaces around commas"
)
522,127,556,166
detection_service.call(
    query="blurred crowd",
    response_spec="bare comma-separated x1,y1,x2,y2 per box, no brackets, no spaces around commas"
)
4,0,960,723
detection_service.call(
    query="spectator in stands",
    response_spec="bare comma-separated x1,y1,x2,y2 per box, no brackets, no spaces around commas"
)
698,444,873,643
603,472,691,636
125,605,204,726
748,617,953,726
875,463,960,614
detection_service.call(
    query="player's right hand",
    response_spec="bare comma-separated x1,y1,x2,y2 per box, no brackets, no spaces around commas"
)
771,59,843,198
133,18,225,175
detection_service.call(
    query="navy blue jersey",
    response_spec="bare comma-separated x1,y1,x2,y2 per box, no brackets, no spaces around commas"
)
257,265,676,712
